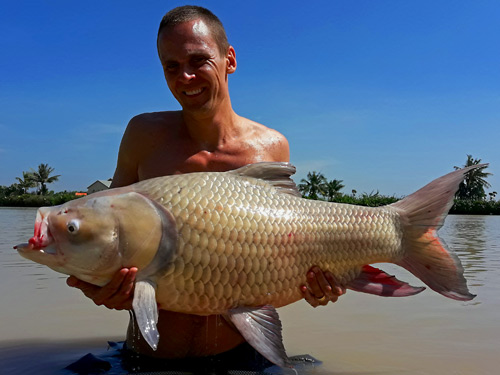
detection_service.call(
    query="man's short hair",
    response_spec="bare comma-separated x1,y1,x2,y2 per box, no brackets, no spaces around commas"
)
157,5,229,56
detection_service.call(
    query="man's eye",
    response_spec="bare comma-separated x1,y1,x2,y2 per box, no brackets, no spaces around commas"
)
165,63,178,71
192,57,207,65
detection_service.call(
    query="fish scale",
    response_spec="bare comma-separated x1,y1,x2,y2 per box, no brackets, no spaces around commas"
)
134,171,403,314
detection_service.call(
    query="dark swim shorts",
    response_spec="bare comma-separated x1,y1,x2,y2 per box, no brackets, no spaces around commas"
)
121,341,273,374
65,341,321,374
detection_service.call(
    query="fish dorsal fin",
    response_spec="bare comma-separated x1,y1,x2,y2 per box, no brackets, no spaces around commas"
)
229,162,301,197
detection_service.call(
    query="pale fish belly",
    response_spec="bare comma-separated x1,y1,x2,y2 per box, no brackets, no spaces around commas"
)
137,173,404,315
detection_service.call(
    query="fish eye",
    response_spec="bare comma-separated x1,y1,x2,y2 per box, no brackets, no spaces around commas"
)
67,220,80,234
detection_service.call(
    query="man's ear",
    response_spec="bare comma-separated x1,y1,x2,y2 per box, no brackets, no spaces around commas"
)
226,46,237,74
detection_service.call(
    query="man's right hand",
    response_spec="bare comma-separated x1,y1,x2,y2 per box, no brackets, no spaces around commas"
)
66,267,138,310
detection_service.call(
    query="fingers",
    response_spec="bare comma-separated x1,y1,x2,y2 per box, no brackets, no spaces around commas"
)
324,270,347,296
301,266,346,308
67,267,138,311
301,284,321,308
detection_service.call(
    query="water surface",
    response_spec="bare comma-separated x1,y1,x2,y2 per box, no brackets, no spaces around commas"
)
1,207,499,374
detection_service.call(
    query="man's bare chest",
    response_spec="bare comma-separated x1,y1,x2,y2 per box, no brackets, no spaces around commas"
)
138,145,265,180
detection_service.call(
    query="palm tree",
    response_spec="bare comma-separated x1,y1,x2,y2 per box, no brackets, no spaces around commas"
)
454,155,491,200
298,171,327,200
324,179,345,202
30,163,61,195
15,171,36,194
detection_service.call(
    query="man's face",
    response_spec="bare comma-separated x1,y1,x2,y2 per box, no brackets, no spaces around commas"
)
157,19,235,115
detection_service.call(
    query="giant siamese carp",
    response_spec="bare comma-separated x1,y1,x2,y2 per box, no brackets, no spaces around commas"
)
15,162,480,367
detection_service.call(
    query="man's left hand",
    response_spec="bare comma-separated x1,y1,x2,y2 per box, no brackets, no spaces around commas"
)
301,266,346,307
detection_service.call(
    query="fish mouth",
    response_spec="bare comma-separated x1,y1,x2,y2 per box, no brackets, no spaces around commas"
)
14,242,57,255
15,207,56,254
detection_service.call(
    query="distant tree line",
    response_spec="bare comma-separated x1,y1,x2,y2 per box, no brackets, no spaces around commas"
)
0,163,80,207
298,155,498,215
7,163,60,195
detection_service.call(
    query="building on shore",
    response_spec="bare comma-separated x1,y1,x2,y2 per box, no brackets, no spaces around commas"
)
87,179,112,194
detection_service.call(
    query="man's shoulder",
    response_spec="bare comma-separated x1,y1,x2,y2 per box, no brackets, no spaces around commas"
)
129,110,181,128
238,117,290,162
124,111,183,142
241,117,286,140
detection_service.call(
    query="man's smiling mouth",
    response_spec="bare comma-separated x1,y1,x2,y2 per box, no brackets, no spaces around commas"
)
183,88,204,96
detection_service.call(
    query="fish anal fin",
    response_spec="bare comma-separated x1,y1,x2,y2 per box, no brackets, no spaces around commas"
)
228,305,291,368
132,280,159,350
347,265,426,297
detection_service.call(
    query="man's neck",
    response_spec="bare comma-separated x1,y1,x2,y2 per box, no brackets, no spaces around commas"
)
182,102,240,152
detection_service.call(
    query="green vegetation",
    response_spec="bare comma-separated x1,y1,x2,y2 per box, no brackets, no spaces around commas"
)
1,163,81,207
0,191,81,207
453,155,491,200
29,163,61,195
450,197,500,215
15,171,37,194
298,171,328,200
298,155,498,215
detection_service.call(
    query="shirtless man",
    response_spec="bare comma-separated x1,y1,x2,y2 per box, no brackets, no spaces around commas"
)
67,5,345,368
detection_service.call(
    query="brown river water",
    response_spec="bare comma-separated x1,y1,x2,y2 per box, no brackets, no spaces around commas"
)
0,207,499,374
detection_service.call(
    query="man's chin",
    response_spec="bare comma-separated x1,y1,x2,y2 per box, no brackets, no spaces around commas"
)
181,102,214,116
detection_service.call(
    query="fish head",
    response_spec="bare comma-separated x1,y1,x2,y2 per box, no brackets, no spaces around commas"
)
15,196,123,285
15,190,169,286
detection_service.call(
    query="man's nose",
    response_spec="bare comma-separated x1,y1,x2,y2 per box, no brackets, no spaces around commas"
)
179,69,195,83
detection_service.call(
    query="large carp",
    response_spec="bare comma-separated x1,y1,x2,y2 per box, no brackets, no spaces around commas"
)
15,162,479,367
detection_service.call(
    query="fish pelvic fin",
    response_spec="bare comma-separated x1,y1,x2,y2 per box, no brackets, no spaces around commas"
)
228,305,291,368
390,165,486,301
132,280,159,350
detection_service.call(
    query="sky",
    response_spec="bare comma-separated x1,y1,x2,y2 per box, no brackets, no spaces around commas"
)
1,0,499,197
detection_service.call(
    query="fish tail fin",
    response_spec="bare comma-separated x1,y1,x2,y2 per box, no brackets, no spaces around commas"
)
390,165,486,301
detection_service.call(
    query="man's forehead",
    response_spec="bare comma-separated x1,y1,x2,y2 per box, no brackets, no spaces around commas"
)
160,19,214,42
158,21,221,60
191,19,210,37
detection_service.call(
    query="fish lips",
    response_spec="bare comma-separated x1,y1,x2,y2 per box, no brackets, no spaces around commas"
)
14,242,57,254
14,241,58,261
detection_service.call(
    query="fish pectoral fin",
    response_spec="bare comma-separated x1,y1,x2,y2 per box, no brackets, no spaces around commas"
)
347,265,426,297
228,305,290,368
132,280,159,350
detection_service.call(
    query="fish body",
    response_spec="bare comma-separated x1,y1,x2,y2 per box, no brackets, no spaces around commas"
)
142,167,405,314
15,162,479,367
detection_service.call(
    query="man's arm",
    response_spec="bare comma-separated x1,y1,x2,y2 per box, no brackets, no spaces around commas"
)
110,116,143,188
